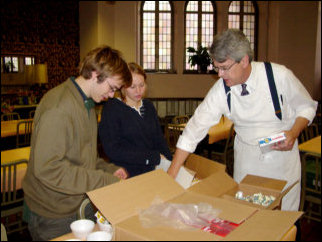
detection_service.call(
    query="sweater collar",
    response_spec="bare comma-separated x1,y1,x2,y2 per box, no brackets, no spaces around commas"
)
70,76,95,110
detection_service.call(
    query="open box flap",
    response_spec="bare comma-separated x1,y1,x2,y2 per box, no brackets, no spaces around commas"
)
223,210,303,241
87,169,184,225
188,171,237,198
185,154,226,179
240,174,287,191
265,180,300,209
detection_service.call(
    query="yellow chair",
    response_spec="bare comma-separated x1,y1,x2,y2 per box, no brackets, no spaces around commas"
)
16,120,33,148
1,159,29,235
1,112,21,121
300,153,321,223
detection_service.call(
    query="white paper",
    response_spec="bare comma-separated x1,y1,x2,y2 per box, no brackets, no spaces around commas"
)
156,158,195,189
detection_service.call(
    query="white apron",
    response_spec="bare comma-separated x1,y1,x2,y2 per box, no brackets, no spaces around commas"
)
227,69,301,211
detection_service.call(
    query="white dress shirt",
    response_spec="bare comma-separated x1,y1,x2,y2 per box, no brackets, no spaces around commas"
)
177,61,318,211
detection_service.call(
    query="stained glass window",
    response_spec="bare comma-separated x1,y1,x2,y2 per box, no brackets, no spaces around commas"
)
184,1,216,72
228,1,257,59
141,1,173,72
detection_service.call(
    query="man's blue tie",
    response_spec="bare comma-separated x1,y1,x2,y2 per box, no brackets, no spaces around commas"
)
241,83,249,96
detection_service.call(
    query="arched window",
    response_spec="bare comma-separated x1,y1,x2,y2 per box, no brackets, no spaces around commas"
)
184,1,216,72
228,1,258,59
140,1,173,72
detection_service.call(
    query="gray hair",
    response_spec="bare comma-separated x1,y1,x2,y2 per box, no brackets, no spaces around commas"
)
209,29,253,63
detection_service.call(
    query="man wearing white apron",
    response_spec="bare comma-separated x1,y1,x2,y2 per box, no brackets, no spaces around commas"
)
168,29,317,212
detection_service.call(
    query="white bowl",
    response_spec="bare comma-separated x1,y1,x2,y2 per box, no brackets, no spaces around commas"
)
97,219,113,233
70,219,95,240
87,231,112,241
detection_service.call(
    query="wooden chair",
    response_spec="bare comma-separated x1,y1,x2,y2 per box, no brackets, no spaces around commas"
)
16,120,33,148
29,110,35,119
172,115,189,124
298,123,319,144
1,112,21,121
1,159,29,235
300,153,321,223
165,124,182,154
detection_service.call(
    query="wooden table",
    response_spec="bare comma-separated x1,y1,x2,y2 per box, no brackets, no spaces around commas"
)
1,119,33,138
1,146,30,191
207,116,233,144
298,136,321,157
168,116,233,145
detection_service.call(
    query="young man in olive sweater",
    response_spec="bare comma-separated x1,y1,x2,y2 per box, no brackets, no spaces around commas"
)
22,46,132,240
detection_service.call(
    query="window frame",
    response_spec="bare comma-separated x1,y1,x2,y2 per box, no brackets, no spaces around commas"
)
140,1,175,73
1,55,35,74
183,1,217,74
228,1,258,60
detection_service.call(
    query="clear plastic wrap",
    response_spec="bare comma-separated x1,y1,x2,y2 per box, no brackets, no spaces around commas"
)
139,199,221,231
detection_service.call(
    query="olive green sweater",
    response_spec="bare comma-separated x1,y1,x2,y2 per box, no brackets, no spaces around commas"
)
22,78,120,218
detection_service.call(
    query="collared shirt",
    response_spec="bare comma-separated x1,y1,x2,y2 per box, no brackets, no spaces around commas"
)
130,100,145,117
118,98,145,117
177,61,318,152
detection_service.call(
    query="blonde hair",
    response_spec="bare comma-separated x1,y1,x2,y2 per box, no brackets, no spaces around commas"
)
120,62,147,100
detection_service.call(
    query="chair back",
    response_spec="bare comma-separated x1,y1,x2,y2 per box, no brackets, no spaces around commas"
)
1,159,28,234
298,123,319,144
29,110,36,119
1,112,21,121
172,115,189,124
1,159,28,206
165,124,182,154
16,120,33,148
300,153,321,222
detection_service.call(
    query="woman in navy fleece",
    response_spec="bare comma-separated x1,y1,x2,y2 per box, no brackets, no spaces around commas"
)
99,63,172,177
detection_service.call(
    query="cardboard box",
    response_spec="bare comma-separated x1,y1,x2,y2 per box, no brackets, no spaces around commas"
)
258,132,286,153
87,156,302,241
185,154,296,210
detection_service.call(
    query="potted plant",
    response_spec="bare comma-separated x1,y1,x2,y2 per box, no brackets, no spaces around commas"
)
187,45,212,73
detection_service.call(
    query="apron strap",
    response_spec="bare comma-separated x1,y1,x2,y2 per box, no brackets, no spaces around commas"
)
223,79,231,112
264,62,282,120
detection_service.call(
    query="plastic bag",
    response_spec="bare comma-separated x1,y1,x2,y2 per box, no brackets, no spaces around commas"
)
139,199,221,231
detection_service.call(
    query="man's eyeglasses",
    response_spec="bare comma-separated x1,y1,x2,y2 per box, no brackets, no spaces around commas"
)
214,62,237,73
106,80,119,93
